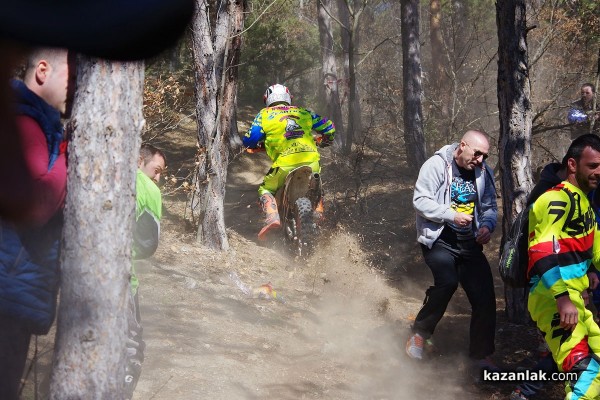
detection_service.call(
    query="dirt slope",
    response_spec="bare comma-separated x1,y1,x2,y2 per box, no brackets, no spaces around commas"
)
21,120,563,399
131,129,563,400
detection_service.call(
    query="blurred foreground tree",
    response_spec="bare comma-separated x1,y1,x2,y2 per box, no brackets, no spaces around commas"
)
50,57,143,398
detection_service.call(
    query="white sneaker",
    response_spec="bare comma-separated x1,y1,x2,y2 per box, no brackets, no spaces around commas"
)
406,333,424,360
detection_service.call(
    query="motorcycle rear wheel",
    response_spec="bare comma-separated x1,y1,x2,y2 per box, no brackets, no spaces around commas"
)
294,197,316,257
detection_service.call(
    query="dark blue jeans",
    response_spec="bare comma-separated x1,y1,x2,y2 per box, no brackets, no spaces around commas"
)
412,227,496,359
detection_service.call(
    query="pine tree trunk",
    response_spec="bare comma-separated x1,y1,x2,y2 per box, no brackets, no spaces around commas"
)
338,0,351,152
50,57,144,399
318,0,344,153
190,0,245,250
429,0,450,147
401,0,427,170
496,0,534,324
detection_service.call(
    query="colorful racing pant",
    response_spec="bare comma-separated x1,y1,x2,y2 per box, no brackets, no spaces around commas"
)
529,284,600,399
258,160,320,197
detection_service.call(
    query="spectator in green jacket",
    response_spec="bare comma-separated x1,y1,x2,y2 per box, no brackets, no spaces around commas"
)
124,144,166,400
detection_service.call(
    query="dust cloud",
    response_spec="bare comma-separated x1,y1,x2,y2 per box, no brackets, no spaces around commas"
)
288,232,475,399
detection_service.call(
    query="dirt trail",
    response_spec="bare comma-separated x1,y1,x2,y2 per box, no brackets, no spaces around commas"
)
21,123,563,399
132,151,495,400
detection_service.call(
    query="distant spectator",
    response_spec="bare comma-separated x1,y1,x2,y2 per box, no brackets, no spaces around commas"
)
568,83,599,139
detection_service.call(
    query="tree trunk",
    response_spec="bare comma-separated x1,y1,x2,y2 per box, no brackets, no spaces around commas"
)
401,0,427,169
50,57,144,399
496,0,534,324
429,0,450,147
338,0,351,151
190,0,225,249
338,0,364,155
190,0,245,250
226,0,246,158
318,0,344,153
429,0,444,91
347,19,363,152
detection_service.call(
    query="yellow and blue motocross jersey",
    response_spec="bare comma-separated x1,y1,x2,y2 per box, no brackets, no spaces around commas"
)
528,181,600,297
243,105,335,168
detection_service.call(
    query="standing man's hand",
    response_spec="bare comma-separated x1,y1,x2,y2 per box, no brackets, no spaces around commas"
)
475,226,491,244
454,212,473,227
556,295,578,331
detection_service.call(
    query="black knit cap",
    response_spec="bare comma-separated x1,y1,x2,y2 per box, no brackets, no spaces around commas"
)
0,0,194,60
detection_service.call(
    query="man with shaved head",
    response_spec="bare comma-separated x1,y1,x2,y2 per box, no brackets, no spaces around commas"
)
406,130,499,375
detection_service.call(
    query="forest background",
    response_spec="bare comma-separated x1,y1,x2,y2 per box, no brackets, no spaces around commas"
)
25,0,600,398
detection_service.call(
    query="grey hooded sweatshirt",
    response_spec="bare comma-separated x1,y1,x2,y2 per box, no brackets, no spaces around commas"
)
413,143,498,249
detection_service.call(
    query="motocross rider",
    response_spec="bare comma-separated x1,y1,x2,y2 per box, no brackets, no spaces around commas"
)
243,84,335,240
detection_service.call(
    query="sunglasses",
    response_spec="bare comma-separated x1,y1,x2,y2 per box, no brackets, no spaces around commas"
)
464,142,489,161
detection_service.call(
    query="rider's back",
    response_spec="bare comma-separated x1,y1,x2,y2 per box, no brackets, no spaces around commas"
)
245,105,329,168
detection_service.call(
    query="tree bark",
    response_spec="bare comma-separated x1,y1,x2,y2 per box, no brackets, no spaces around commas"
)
318,0,344,153
429,0,450,146
496,0,534,324
346,11,363,154
50,57,144,399
429,0,444,90
190,0,245,250
401,0,427,169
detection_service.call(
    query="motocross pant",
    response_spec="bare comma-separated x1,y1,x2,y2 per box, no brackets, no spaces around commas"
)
258,160,320,197
528,282,600,399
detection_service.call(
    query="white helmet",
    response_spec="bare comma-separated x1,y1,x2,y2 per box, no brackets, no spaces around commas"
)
263,84,292,106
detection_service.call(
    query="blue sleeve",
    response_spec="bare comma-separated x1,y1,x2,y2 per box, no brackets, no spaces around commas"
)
310,111,335,139
568,107,588,124
243,112,265,148
478,165,498,232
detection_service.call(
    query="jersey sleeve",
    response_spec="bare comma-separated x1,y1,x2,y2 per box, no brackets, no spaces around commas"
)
243,112,266,148
528,188,592,297
310,111,335,141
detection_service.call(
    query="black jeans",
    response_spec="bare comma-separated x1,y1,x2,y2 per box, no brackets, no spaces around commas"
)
412,228,496,359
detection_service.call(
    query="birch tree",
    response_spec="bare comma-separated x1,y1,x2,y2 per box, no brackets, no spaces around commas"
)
50,57,144,398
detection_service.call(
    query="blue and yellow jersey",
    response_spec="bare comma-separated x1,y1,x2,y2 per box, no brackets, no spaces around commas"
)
243,105,335,168
528,181,598,297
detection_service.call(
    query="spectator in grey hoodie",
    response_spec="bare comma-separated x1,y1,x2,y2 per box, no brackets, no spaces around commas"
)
405,130,499,375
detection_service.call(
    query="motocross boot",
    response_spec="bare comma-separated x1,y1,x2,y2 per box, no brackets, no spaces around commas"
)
258,193,281,240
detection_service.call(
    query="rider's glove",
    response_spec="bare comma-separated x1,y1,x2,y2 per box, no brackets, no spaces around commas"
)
316,135,333,148
320,138,333,148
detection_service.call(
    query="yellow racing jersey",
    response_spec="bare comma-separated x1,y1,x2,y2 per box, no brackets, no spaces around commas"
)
243,105,335,168
528,181,600,297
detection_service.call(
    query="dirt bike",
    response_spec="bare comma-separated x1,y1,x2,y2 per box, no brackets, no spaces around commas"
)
247,139,325,258
274,165,323,257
